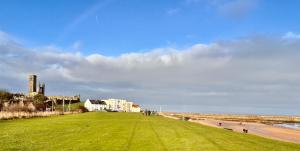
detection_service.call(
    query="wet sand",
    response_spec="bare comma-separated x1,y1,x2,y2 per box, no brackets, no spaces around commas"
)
190,119,300,144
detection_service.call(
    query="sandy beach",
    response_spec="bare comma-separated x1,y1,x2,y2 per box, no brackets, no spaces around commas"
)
191,119,300,144
161,114,300,144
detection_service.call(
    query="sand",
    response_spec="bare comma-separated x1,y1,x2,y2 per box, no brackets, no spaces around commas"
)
190,118,300,144
160,113,300,144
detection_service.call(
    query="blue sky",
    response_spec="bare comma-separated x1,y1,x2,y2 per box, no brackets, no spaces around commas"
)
0,0,299,55
1,0,300,115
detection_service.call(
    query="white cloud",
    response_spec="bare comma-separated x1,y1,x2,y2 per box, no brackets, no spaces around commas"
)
283,32,300,39
1,31,300,115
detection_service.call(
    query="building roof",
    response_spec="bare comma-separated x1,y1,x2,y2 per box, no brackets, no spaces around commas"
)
89,100,106,105
132,104,140,108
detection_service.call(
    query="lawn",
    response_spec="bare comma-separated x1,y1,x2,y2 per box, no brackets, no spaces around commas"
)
0,112,299,151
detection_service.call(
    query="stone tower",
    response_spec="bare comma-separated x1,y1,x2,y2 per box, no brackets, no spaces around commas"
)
38,82,45,95
29,75,37,94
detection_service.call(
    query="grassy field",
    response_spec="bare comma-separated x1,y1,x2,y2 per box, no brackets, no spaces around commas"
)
0,112,299,151
54,102,84,112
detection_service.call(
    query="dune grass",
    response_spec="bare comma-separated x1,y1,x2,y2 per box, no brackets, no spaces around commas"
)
0,112,299,151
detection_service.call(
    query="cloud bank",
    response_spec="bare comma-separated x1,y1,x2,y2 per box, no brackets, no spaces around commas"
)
1,31,300,115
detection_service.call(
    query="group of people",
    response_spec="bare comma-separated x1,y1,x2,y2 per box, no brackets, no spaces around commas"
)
143,109,157,116
218,122,248,133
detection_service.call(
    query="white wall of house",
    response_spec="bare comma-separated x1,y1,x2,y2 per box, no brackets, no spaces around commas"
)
103,99,117,111
103,99,136,112
132,107,141,112
84,99,92,111
103,99,124,111
126,102,133,112
84,99,106,111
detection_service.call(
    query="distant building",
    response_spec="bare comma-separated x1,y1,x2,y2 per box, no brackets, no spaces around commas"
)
103,99,126,112
28,75,45,97
29,75,37,96
126,101,133,112
132,104,141,112
102,98,140,112
47,95,80,104
38,82,45,95
84,99,107,111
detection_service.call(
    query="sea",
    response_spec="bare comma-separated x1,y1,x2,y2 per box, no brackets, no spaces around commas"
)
274,123,300,130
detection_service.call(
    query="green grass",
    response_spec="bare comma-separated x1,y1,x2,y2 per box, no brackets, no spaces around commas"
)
0,112,299,151
54,102,84,112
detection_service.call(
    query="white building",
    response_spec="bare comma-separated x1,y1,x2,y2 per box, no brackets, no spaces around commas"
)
132,104,141,112
103,99,138,112
126,101,133,112
84,99,107,111
103,99,127,112
103,99,118,111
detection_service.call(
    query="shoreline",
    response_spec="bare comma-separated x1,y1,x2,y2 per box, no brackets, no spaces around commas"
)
161,113,300,144
165,112,300,124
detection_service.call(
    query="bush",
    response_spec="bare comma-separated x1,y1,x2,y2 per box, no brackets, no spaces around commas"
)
183,117,191,121
33,94,48,104
0,90,13,102
34,103,46,111
78,106,89,113
2,102,36,112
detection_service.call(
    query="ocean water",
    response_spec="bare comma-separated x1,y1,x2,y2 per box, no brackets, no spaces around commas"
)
274,123,300,130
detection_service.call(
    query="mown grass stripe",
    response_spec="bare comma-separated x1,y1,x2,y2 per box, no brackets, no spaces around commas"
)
180,121,229,151
124,121,138,151
148,118,168,151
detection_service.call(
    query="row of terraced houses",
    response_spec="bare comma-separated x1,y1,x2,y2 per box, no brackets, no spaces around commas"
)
84,99,141,112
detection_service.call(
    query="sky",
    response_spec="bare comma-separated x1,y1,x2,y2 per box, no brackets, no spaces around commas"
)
1,0,300,115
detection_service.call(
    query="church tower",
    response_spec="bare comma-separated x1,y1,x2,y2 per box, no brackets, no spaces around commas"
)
29,75,37,95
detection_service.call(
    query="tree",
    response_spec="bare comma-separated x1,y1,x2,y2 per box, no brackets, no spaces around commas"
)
33,94,48,104
0,90,13,111
0,90,13,102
